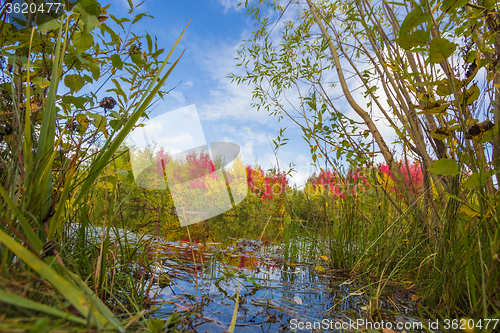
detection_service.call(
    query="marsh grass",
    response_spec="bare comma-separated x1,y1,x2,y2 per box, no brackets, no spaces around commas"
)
280,166,499,325
0,14,190,331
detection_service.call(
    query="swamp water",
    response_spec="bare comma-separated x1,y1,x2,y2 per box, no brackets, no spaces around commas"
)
71,224,427,332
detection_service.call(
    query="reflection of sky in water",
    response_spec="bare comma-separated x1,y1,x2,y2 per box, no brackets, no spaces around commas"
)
68,225,423,332
144,239,422,333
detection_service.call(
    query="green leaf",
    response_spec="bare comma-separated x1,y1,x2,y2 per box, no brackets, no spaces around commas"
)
76,3,101,32
463,169,497,189
396,30,429,50
441,0,469,13
110,54,123,70
429,38,457,63
73,31,94,53
146,33,153,53
35,13,60,33
400,7,430,35
64,74,85,93
79,0,102,16
87,112,107,131
147,318,165,333
428,158,459,176
31,77,50,88
131,52,144,65
89,61,100,80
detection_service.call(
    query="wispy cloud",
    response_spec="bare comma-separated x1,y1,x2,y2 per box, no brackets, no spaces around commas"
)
216,0,244,13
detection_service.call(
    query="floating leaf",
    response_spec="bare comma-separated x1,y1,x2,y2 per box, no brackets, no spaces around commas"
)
428,158,459,176
429,127,454,140
319,255,329,262
314,265,325,272
429,38,457,63
293,296,303,305
463,169,497,189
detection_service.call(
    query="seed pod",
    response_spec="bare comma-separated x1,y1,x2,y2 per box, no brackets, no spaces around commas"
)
99,97,117,109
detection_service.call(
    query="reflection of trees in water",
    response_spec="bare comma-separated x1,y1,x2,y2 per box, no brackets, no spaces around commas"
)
328,282,364,314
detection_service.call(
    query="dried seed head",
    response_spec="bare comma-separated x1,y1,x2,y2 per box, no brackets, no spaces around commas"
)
99,97,117,109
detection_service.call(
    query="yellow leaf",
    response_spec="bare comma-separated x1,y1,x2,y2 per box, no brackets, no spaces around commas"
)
411,294,420,302
319,255,329,262
429,127,454,140
460,206,480,218
76,114,89,131
314,265,325,272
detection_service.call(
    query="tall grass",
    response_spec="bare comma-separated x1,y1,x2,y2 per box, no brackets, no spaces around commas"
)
0,16,189,330
282,165,499,322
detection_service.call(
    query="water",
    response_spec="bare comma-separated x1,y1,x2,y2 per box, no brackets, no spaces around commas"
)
144,239,424,332
67,223,427,332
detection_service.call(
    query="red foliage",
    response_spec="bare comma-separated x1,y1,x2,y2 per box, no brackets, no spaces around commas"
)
153,149,217,189
246,165,289,201
379,161,423,194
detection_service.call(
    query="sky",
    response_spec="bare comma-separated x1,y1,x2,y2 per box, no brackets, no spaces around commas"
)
94,0,312,187
101,0,398,188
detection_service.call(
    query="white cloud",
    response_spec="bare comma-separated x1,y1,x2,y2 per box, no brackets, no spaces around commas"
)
127,105,207,155
168,91,186,104
184,80,194,88
216,0,244,13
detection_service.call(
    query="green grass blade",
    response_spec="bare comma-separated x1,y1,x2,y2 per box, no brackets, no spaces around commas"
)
0,228,111,330
34,18,67,218
228,291,239,332
48,160,76,240
0,184,43,253
0,289,87,325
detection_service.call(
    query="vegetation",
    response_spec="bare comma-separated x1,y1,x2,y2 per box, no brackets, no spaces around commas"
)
0,0,189,330
231,0,500,323
1,0,499,331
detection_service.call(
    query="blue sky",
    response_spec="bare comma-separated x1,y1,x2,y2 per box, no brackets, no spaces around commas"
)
105,0,317,187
